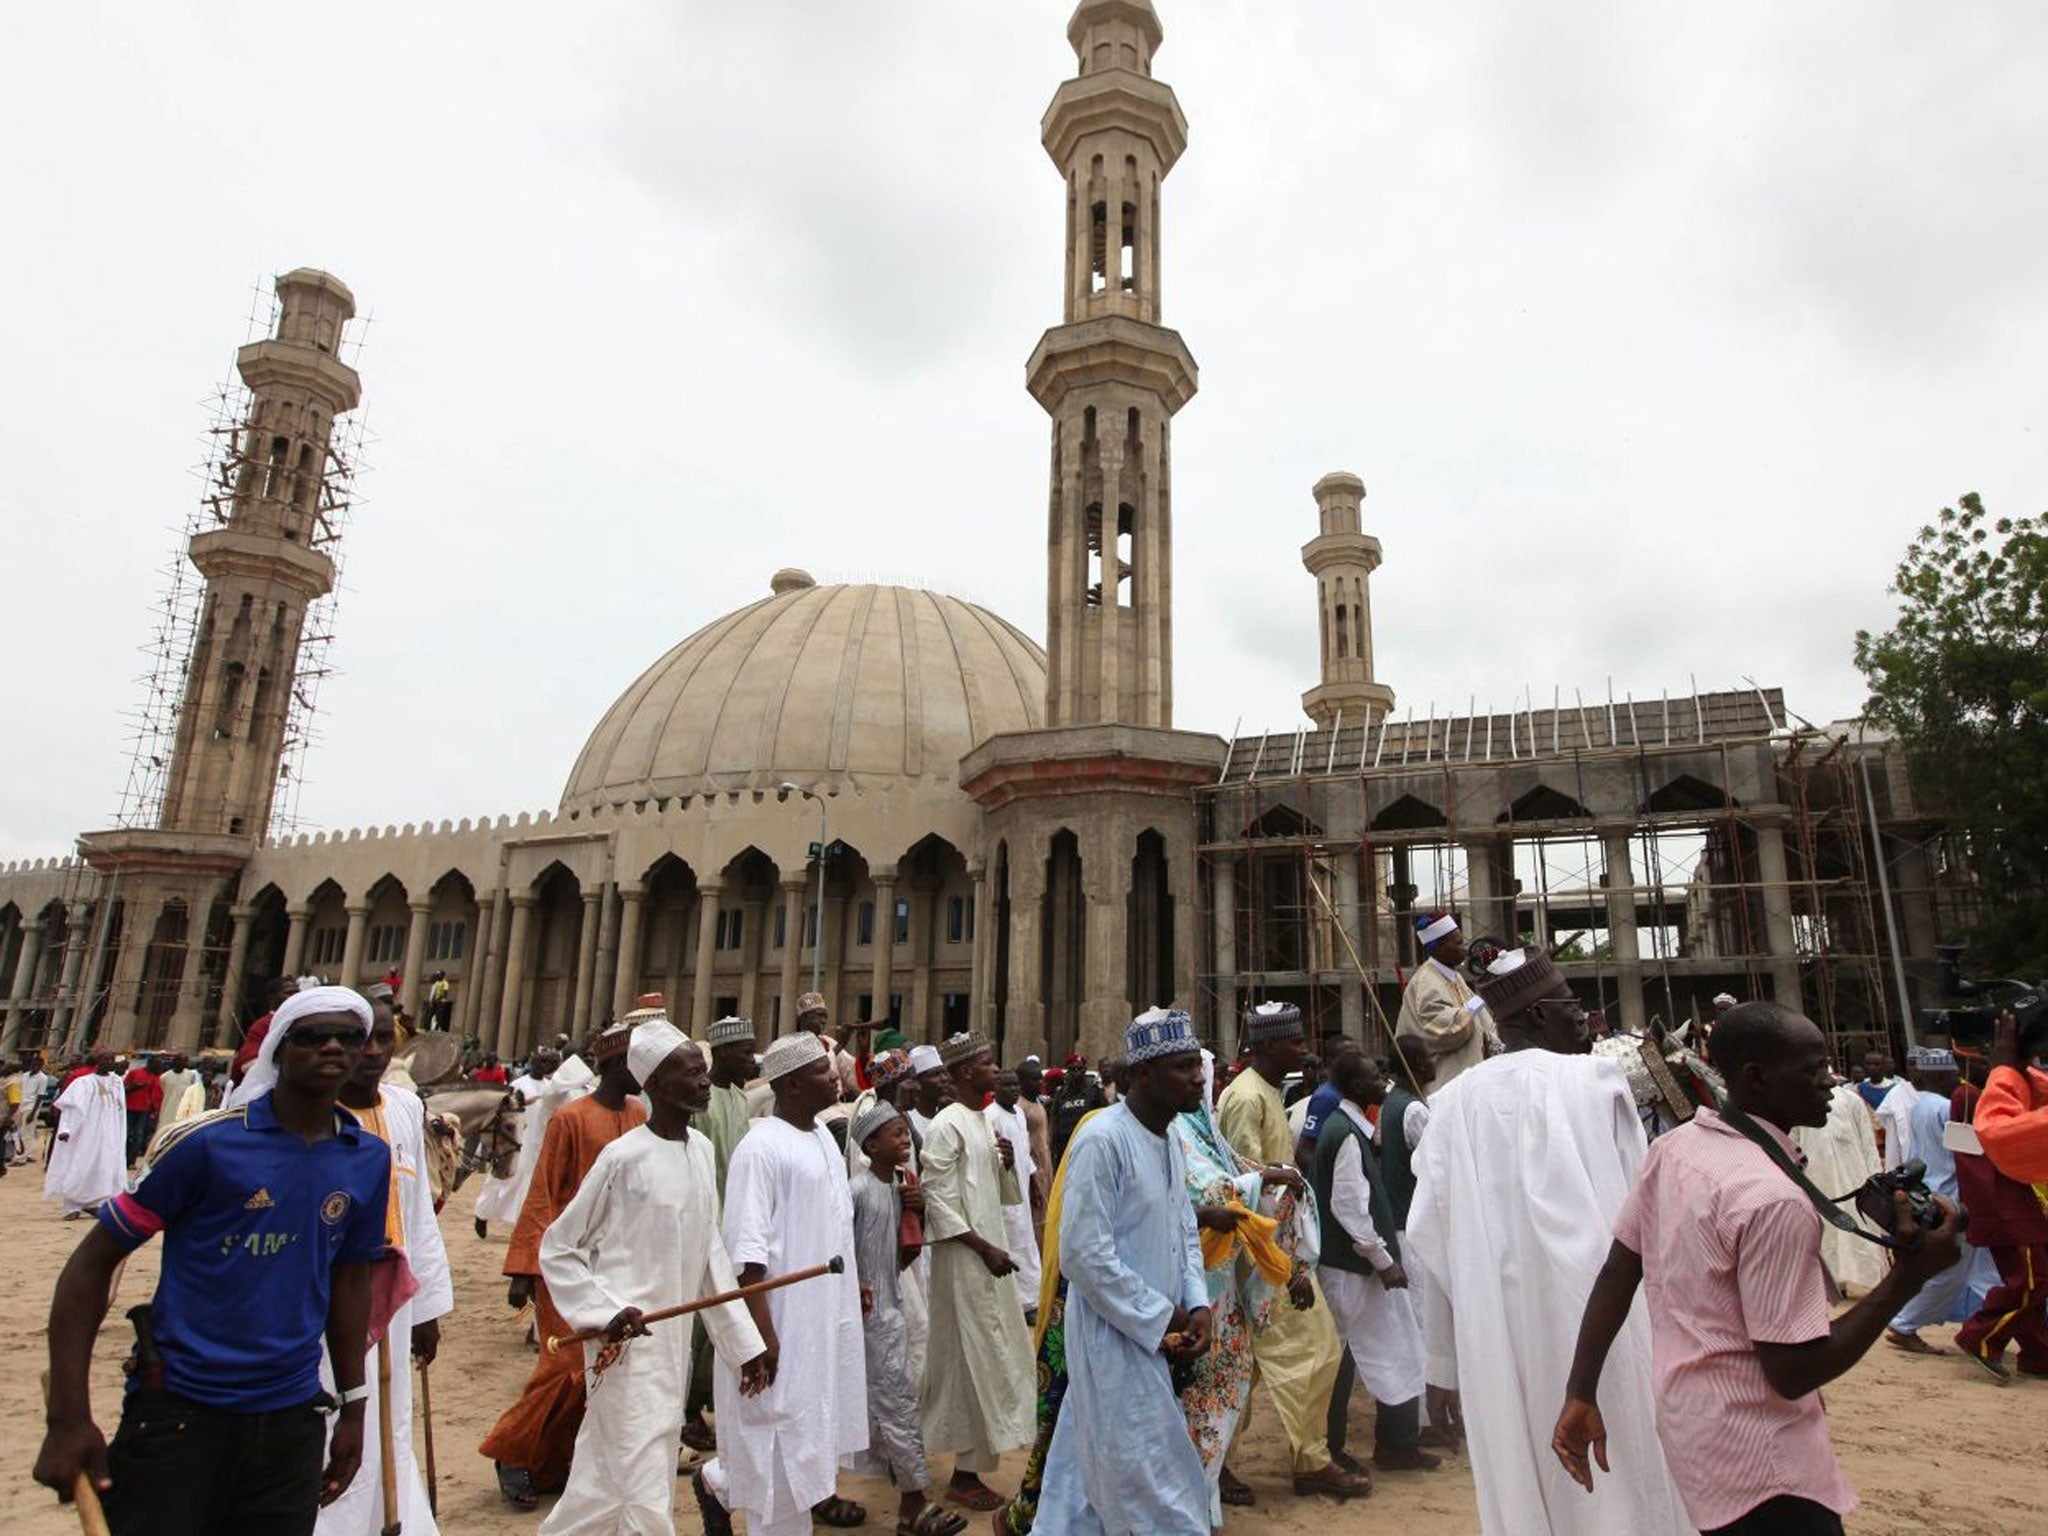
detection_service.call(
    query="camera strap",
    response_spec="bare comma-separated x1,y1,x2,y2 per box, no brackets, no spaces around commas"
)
1718,1107,1899,1250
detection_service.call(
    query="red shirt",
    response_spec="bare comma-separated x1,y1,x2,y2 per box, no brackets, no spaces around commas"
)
474,1064,509,1085
124,1068,163,1114
231,1011,277,1083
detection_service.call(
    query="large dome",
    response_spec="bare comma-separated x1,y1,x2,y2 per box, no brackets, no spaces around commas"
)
562,571,1047,813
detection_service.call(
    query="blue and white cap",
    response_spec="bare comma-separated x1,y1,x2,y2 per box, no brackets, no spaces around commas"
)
1126,1007,1200,1064
1907,1045,1957,1071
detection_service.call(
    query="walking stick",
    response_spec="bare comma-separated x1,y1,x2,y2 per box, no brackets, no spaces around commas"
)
38,1372,112,1536
376,1336,400,1536
544,1256,845,1354
416,1356,438,1518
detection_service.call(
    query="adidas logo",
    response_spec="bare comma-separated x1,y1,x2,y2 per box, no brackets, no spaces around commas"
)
244,1188,275,1211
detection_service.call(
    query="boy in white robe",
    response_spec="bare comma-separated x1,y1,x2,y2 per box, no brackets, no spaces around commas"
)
540,1025,766,1535
984,1067,1043,1318
45,1058,127,1216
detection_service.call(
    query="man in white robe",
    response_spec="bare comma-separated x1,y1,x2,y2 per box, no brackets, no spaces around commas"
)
1874,1072,1919,1172
1406,948,1691,1536
698,1033,868,1536
984,1065,1043,1316
1034,1007,1213,1535
1396,912,1500,1096
540,1026,767,1536
44,1057,127,1216
318,998,455,1536
473,1046,564,1234
1792,1078,1889,1294
921,1033,1035,1510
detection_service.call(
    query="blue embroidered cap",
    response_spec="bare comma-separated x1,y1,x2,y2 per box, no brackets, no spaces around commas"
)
1125,1007,1199,1064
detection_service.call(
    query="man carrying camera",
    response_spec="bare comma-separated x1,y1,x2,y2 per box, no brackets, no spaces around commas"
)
1553,1002,1964,1536
1955,1008,2048,1381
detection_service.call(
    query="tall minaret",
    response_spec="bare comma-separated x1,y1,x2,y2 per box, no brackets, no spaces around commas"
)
1028,0,1197,728
1300,472,1395,729
157,269,361,839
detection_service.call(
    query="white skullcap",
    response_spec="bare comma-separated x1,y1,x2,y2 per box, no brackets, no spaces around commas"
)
1712,992,1739,1008
908,1044,944,1075
1487,949,1530,977
627,1020,690,1088
760,1032,828,1082
228,985,373,1108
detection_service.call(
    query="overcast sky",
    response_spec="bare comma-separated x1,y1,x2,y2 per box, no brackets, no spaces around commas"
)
3,1,2043,861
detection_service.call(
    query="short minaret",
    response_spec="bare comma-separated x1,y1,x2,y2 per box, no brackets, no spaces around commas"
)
1028,0,1197,728
1300,472,1394,729
157,269,362,839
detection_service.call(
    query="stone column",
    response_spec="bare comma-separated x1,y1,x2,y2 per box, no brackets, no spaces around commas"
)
737,894,766,1026
1751,818,1803,1009
907,883,936,1041
496,894,536,1058
1463,841,1497,942
569,889,601,1039
339,902,370,989
281,905,311,978
611,884,645,1023
1007,853,1047,1061
460,893,500,1041
1602,829,1646,1034
1211,856,1239,1058
400,901,431,1015
967,861,989,1038
822,889,848,1026
777,877,807,1026
1,916,45,1053
1333,849,1365,1043
48,898,91,1045
102,897,158,1050
870,866,898,1029
1080,844,1125,1061
170,902,215,1050
691,880,724,1031
588,881,618,1026
216,905,256,1041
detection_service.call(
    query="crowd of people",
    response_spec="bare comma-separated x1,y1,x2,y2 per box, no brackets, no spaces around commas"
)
20,910,2048,1536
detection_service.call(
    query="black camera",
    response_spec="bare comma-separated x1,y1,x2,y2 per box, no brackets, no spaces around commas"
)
1853,1159,1964,1248
1919,944,2048,1050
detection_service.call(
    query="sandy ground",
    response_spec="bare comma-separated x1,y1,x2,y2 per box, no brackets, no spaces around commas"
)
4,1147,2044,1536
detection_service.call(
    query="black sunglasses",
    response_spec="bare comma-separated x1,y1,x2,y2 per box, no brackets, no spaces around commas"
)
289,1024,369,1049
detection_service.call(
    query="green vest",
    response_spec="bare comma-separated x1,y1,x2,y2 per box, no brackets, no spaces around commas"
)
1380,1086,1420,1232
1310,1104,1402,1277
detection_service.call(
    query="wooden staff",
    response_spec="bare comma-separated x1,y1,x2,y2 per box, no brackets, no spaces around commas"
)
376,1336,400,1536
38,1372,112,1536
544,1256,844,1354
416,1357,438,1517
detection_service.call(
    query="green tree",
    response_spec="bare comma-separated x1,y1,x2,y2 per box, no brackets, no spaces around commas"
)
1854,493,2048,974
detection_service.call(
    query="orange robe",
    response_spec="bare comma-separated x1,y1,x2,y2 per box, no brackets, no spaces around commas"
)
477,1094,647,1490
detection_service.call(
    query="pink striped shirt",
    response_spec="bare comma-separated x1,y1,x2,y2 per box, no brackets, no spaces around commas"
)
1613,1109,1857,1530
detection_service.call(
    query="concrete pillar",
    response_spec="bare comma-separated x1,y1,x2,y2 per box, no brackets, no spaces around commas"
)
691,881,724,1034
1,917,45,1053
1080,845,1125,1061
496,894,536,1058
588,881,618,1028
611,884,645,1023
216,904,256,1041
871,867,898,1030
1007,853,1048,1062
1751,819,1803,1010
1602,829,1646,1035
102,897,159,1050
569,889,601,1039
908,883,936,1041
400,901,431,1015
49,899,91,1045
1463,841,1497,943
281,905,311,978
339,902,370,989
1211,856,1238,1058
169,900,214,1049
1333,849,1365,1043
737,895,766,1027
822,890,848,1027
460,894,500,1042
777,877,807,1027
968,862,989,1038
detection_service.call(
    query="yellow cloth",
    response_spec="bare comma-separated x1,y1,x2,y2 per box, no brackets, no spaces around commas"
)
1198,1198,1296,1290
354,1100,407,1247
1032,1107,1105,1352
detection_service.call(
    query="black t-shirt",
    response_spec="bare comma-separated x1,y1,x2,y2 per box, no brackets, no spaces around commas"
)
1049,1076,1108,1161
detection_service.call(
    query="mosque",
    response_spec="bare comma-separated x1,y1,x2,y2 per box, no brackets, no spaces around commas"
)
0,2,1960,1065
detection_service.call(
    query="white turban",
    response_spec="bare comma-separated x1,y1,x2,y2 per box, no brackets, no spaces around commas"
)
908,1044,944,1076
228,985,374,1108
627,1021,690,1088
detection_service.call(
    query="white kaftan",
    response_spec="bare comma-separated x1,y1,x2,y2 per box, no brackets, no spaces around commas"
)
1792,1084,1888,1293
538,1125,761,1536
1874,1078,1918,1172
1321,1101,1426,1406
1035,1103,1211,1536
44,1072,126,1213
984,1097,1043,1310
1406,1051,1691,1536
920,1101,1035,1467
317,1086,455,1536
713,1116,867,1533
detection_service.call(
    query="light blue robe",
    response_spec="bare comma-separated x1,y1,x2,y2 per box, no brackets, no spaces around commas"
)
1034,1102,1211,1536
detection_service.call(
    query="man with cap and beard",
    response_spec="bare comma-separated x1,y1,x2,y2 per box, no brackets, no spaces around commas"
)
478,1005,652,1511
695,1032,869,1536
1404,948,1690,1536
1396,912,1500,1095
907,1043,953,1145
920,1033,1035,1512
536,1027,769,1535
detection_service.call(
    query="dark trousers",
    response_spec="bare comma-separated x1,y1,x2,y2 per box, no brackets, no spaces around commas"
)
1702,1494,1845,1536
1326,1345,1356,1455
1374,1394,1420,1453
125,1110,155,1163
101,1388,327,1536
1955,1241,2048,1372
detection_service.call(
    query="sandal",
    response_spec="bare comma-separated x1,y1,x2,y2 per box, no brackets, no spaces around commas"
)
494,1463,539,1512
814,1494,869,1527
680,1415,718,1453
1884,1328,1942,1356
901,1507,969,1536
946,1482,1006,1513
692,1468,734,1536
1218,1467,1256,1507
1292,1462,1372,1500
